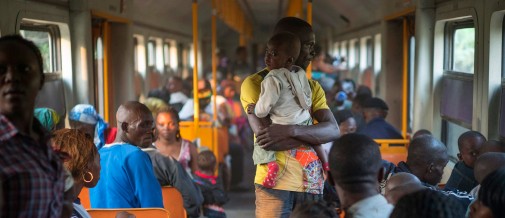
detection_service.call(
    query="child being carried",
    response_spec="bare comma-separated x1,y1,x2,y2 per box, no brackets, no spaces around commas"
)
249,32,329,188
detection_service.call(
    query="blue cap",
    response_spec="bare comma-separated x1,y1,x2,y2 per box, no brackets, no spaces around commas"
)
335,91,347,102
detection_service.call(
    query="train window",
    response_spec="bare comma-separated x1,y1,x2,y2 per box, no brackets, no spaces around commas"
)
147,40,156,67
445,21,475,74
441,20,475,129
20,24,60,73
340,41,348,62
374,34,381,75
133,35,146,76
443,121,470,159
169,40,178,70
333,42,339,58
163,42,170,72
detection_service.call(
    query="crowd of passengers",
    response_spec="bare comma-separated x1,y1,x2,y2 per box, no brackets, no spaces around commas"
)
1,16,505,218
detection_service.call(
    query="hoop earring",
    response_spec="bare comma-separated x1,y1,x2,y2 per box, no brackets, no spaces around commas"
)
83,171,94,183
176,129,181,140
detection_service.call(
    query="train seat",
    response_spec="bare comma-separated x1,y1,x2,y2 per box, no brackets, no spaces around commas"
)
161,186,187,218
78,187,91,209
87,208,170,218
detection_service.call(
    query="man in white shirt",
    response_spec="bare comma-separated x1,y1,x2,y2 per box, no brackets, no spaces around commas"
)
329,133,393,218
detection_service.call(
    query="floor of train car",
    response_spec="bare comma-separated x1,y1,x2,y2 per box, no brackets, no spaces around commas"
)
223,146,256,218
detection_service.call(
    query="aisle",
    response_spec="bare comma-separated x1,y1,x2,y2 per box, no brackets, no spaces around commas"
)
223,143,256,218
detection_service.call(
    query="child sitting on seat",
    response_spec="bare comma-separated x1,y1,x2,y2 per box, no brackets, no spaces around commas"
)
247,32,329,188
193,150,228,218
445,131,486,192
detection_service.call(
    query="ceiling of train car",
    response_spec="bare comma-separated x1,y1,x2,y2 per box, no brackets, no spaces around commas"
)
132,0,384,43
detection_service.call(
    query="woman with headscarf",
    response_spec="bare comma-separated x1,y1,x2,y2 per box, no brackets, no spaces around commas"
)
34,107,61,131
69,104,111,150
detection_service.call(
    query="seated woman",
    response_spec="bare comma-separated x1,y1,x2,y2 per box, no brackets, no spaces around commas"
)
52,128,100,218
69,104,116,149
155,107,199,175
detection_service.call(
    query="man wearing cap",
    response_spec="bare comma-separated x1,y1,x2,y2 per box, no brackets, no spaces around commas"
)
360,97,403,139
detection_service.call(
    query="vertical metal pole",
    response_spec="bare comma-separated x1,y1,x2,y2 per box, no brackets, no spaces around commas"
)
192,0,200,137
103,21,110,122
306,0,313,79
402,18,408,138
211,0,219,160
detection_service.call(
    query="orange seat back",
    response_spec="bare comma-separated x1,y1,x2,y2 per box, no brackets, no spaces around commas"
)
161,186,187,218
179,121,229,163
87,208,170,218
78,187,91,209
375,139,409,165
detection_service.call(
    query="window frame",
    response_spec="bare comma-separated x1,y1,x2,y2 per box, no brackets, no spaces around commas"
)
443,19,475,75
19,22,61,73
441,19,475,146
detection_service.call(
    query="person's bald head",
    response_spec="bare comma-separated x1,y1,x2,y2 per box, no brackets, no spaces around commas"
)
474,152,505,184
406,136,449,185
385,173,426,205
329,133,383,193
479,140,505,154
116,101,155,148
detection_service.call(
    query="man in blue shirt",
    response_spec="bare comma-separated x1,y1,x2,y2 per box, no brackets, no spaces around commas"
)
360,97,403,139
90,101,163,208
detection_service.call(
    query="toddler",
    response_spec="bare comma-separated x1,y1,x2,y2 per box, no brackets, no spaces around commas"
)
193,150,228,218
250,32,329,188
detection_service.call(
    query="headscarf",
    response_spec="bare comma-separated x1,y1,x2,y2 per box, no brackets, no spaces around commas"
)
69,104,107,150
34,108,60,131
144,97,169,117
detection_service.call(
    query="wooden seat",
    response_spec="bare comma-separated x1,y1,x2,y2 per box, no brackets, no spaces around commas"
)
161,186,187,218
78,187,91,209
87,208,170,218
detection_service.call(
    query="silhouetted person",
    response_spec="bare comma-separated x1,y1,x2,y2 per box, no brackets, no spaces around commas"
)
329,134,393,218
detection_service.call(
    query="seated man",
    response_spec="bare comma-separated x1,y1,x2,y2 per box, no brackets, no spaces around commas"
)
360,97,403,139
141,145,204,217
390,189,466,218
329,133,393,218
384,172,426,205
469,152,505,198
395,135,473,207
89,101,163,208
445,131,486,193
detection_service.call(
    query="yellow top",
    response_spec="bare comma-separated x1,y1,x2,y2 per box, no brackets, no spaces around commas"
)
240,68,328,194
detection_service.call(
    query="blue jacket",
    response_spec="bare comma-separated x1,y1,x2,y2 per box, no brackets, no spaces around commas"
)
444,161,478,193
89,143,163,208
360,117,403,139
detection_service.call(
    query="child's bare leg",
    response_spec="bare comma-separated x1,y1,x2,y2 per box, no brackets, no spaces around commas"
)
314,145,330,171
262,161,279,188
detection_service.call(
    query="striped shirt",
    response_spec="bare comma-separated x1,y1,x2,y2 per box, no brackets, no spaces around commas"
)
0,114,65,217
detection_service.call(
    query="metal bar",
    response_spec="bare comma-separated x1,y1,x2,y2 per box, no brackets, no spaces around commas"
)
192,0,200,137
211,0,219,160
306,0,312,79
103,21,110,122
402,18,408,138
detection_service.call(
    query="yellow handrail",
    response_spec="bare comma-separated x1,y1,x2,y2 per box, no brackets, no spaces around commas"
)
401,18,408,138
192,0,200,138
306,0,313,79
211,0,219,164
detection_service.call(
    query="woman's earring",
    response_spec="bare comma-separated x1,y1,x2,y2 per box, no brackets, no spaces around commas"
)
83,171,94,183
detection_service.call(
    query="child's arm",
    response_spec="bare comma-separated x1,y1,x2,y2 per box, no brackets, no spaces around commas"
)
313,144,330,171
255,75,281,118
